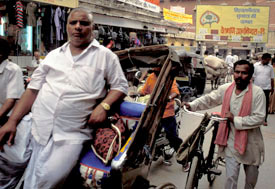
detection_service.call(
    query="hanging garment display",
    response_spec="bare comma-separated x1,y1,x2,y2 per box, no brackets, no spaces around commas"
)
98,26,105,37
54,6,62,41
6,0,16,25
15,1,24,28
26,2,37,27
0,3,6,25
61,8,66,39
93,30,99,40
152,32,157,45
41,7,51,47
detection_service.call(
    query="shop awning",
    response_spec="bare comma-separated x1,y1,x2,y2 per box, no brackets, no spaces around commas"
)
92,13,179,34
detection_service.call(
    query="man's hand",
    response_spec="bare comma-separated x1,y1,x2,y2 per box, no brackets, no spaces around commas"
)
181,101,191,110
0,120,17,149
225,112,234,123
87,104,107,126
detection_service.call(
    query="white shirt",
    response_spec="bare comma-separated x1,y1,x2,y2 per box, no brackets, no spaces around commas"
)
31,58,43,67
225,55,235,68
0,60,24,113
190,83,265,165
28,39,128,145
253,62,274,90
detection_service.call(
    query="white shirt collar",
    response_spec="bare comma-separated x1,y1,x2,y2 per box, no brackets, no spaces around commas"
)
60,39,100,53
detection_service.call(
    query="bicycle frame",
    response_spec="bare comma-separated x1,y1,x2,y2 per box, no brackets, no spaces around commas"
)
186,114,212,187
182,106,226,189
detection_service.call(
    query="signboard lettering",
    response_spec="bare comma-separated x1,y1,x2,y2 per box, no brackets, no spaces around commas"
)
196,5,269,43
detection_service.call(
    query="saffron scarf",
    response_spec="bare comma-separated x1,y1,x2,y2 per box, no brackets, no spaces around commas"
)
214,82,252,155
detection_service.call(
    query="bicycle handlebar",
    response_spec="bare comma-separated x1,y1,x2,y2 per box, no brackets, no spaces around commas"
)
183,105,227,122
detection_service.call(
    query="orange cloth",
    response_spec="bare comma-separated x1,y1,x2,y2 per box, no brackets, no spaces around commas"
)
139,73,179,118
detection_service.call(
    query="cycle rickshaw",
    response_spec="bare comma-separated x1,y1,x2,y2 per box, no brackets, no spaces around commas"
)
74,45,193,189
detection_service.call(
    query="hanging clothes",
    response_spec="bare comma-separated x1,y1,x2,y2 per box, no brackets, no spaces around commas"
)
15,1,24,28
54,6,62,41
6,0,16,25
26,2,37,27
50,7,55,44
61,8,66,40
0,3,6,25
41,7,51,47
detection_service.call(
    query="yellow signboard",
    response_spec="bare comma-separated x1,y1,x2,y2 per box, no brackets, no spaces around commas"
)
33,0,78,8
163,8,192,24
196,5,269,43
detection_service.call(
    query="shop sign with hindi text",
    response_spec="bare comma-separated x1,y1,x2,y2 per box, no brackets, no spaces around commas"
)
196,5,269,43
117,0,160,13
163,8,192,24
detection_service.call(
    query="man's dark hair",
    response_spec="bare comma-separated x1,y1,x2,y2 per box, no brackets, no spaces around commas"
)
0,38,11,60
204,50,209,55
195,50,200,55
262,53,271,60
234,60,254,78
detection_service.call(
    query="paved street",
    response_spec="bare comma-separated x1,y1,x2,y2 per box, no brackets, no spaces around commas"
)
148,83,275,188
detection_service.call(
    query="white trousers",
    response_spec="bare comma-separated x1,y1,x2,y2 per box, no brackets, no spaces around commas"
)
0,114,32,189
225,156,259,189
23,137,83,189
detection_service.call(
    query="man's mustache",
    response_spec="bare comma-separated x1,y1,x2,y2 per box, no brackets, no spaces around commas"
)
235,78,242,82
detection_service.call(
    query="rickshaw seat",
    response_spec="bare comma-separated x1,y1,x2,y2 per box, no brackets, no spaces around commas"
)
119,101,146,118
79,101,146,187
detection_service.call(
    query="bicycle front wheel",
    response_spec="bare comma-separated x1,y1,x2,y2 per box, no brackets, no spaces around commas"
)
185,156,199,189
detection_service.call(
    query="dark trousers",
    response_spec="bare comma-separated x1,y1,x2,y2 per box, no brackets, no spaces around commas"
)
263,90,271,122
161,116,183,151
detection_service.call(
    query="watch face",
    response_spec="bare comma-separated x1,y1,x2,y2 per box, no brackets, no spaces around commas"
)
101,103,110,110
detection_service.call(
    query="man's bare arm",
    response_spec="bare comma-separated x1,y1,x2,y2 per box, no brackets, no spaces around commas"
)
0,89,39,146
0,99,16,119
88,90,126,125
8,89,39,124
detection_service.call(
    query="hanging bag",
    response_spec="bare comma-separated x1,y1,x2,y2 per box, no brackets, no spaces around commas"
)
91,113,129,165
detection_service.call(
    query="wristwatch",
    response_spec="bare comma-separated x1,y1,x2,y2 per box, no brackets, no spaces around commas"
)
100,102,110,111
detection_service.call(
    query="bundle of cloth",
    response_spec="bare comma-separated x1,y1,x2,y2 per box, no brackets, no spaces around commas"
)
204,55,228,89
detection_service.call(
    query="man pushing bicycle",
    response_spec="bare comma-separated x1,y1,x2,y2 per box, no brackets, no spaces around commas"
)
183,60,266,189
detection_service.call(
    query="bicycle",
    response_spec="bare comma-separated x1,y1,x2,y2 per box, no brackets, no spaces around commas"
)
177,105,227,189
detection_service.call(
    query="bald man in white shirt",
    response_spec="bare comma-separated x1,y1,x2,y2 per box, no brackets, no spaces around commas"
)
0,8,128,188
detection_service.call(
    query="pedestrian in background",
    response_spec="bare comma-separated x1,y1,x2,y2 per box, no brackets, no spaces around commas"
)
225,52,234,71
0,8,128,188
268,58,275,113
0,38,24,126
138,67,182,163
253,53,274,126
204,50,209,58
26,50,42,76
183,60,266,189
